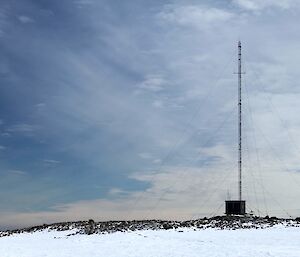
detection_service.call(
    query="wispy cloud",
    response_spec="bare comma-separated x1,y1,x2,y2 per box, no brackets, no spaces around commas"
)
158,5,235,29
138,152,153,159
18,15,34,24
75,0,94,6
7,169,27,176
233,0,298,11
137,75,166,93
35,103,46,108
43,159,60,164
6,124,40,133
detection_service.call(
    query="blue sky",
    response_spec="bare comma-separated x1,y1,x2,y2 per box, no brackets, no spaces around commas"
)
1,0,300,229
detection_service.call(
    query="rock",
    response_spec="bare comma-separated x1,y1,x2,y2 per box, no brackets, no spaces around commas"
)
85,219,96,235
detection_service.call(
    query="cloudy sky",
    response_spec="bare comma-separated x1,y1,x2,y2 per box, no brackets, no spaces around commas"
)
1,0,300,229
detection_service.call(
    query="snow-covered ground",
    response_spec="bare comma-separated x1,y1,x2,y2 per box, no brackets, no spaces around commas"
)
1,226,300,257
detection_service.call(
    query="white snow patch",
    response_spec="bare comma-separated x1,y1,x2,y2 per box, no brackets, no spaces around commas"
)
1,227,300,257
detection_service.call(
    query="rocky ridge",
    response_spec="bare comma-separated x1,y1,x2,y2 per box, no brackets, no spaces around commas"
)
1,216,300,237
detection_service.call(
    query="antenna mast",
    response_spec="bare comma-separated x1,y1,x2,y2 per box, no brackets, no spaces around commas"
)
238,41,242,201
225,42,246,216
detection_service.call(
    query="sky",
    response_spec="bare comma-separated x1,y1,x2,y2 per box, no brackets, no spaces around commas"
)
1,0,300,229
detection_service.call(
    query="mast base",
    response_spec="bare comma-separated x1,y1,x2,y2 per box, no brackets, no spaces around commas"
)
225,200,246,215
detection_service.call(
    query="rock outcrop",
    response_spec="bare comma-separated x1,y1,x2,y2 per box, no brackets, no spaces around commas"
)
1,215,300,237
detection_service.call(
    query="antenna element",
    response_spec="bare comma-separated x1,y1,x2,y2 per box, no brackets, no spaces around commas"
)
238,41,242,201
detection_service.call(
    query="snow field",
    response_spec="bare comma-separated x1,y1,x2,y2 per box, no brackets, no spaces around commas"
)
1,226,300,257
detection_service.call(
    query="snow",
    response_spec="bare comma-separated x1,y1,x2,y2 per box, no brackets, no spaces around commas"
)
1,227,300,257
